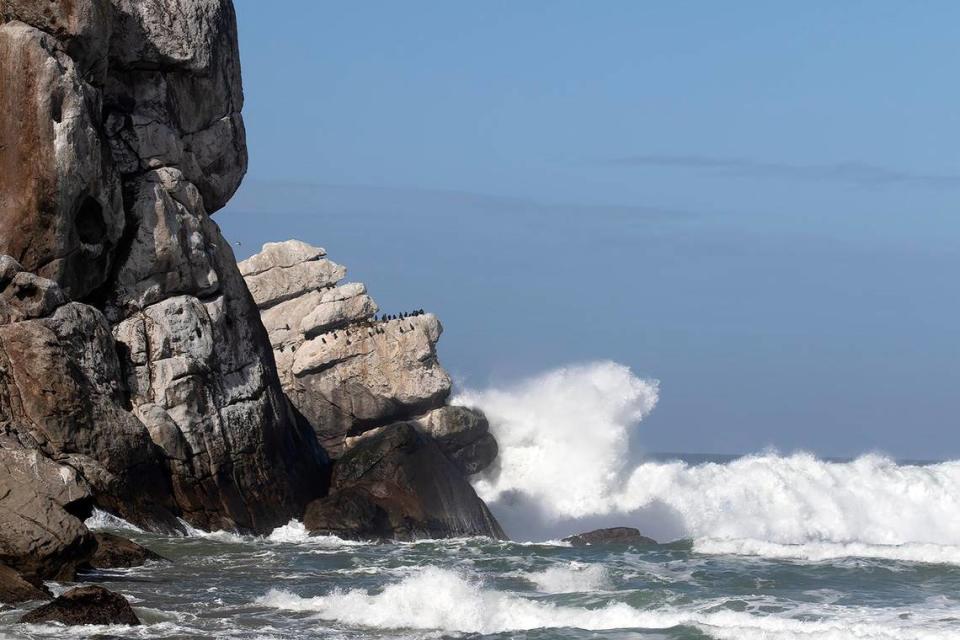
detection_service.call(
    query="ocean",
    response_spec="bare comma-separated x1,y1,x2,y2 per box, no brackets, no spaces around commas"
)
3,505,960,639
5,361,960,639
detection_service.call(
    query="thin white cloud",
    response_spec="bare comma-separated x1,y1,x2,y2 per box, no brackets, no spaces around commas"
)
608,154,960,188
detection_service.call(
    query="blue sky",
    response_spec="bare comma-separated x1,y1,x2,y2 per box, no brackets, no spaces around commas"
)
222,1,960,459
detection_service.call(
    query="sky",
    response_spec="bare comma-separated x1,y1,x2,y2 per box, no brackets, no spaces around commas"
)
222,1,960,460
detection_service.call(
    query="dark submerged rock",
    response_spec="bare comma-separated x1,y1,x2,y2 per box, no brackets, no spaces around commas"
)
19,585,139,626
563,527,657,547
85,533,167,569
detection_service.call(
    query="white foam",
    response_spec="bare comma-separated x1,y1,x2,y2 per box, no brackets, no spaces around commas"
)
458,361,659,519
460,361,960,563
256,567,960,638
266,519,368,547
524,562,610,592
84,508,144,533
176,518,249,543
693,537,960,565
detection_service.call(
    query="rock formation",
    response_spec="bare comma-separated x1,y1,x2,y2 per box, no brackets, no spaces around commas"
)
85,532,167,569
0,565,49,604
20,584,140,626
0,0,326,545
239,240,498,468
241,241,503,538
562,527,657,547
304,422,504,540
0,0,504,582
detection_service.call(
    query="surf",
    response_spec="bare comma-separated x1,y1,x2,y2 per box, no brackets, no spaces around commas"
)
458,361,960,563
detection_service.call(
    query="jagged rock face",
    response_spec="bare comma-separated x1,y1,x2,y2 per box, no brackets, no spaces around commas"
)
303,423,505,540
240,241,499,477
0,19,124,301
414,406,499,476
0,259,177,529
0,564,49,604
240,241,464,458
0,2,326,534
0,449,96,583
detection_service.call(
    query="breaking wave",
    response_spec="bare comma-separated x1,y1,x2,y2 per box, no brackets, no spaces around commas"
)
457,361,960,563
257,566,960,638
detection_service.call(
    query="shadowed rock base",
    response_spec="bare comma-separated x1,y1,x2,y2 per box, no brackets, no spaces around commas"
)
305,423,505,540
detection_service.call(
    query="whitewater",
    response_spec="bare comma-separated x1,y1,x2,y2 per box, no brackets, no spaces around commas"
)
4,360,960,639
458,361,960,564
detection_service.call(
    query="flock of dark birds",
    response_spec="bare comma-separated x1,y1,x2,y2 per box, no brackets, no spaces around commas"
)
313,309,428,347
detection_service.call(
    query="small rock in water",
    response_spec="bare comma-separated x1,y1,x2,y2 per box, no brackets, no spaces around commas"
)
19,585,140,626
85,532,168,569
562,527,657,547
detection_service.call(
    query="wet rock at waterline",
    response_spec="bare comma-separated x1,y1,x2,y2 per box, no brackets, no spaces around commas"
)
563,527,657,547
19,585,140,626
86,532,168,569
304,422,505,540
0,565,49,604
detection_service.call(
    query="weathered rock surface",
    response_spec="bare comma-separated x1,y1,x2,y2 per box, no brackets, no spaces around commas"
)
414,406,499,475
0,0,327,537
562,527,657,547
0,565,49,604
0,18,124,300
20,585,140,626
0,449,96,583
304,423,504,540
86,532,167,569
0,260,178,529
240,241,495,474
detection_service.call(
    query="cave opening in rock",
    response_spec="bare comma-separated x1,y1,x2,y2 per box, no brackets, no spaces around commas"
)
75,196,106,244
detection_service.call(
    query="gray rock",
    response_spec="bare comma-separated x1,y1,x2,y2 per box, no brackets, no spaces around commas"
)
415,406,499,475
238,239,327,277
0,0,112,83
0,449,96,582
20,585,140,626
562,527,657,547
244,258,347,309
0,564,49,604
0,20,125,300
0,0,324,536
86,532,167,569
241,241,458,457
304,423,504,540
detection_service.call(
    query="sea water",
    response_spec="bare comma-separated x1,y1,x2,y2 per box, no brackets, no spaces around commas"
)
5,361,960,639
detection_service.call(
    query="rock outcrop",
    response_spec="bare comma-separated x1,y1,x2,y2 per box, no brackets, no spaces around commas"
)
0,565,49,604
20,585,140,626
86,532,167,569
0,0,326,540
239,240,497,470
562,527,657,547
241,240,503,539
0,0,503,572
0,447,96,583
304,423,504,540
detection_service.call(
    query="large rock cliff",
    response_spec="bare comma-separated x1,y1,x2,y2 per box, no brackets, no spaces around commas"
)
0,0,504,587
0,0,325,544
240,241,502,537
